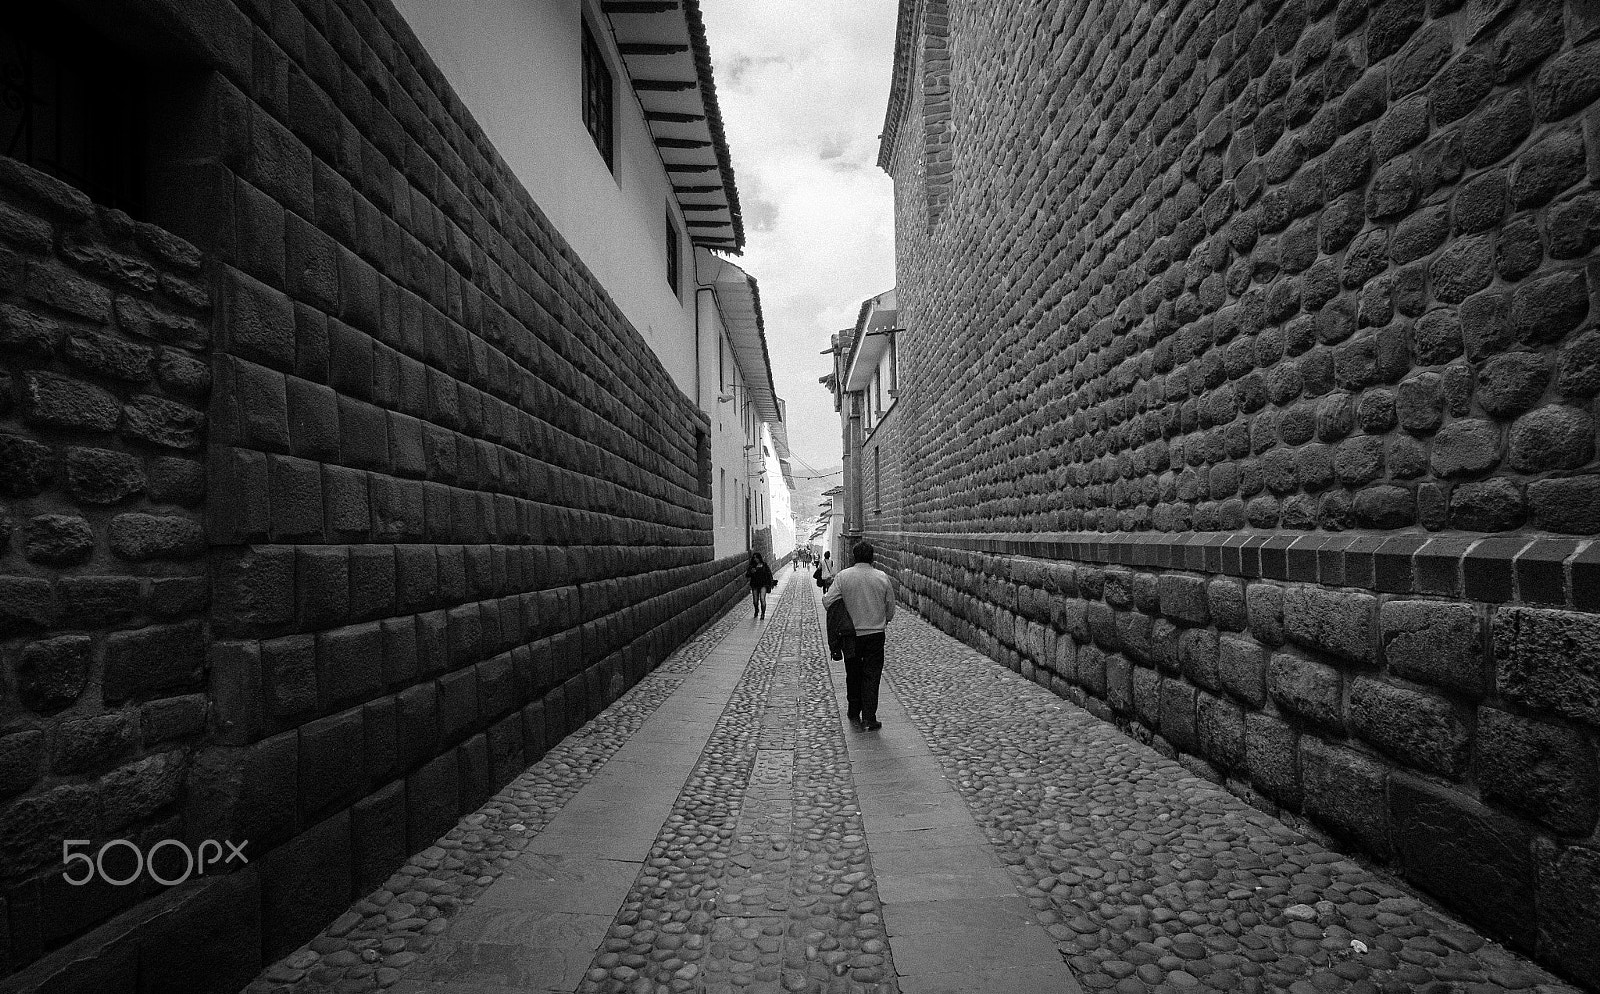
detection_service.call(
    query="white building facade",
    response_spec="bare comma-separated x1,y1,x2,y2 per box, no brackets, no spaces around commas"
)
696,250,783,559
393,0,788,561
761,423,796,558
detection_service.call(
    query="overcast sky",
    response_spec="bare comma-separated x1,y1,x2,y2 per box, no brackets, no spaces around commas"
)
698,0,899,478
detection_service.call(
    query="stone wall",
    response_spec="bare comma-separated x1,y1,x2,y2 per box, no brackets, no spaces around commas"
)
887,531,1599,982
894,0,1600,537
0,157,214,974
880,0,1600,985
0,0,744,988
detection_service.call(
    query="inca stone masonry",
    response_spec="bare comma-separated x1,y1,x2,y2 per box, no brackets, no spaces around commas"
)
0,1,750,989
867,0,1600,987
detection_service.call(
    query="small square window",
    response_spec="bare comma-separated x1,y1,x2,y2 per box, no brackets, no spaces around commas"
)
581,21,614,170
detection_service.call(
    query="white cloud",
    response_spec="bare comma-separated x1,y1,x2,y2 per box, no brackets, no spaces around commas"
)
700,0,899,474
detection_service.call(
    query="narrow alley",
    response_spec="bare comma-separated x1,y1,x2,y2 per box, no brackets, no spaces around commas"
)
8,0,1600,991
241,575,1578,994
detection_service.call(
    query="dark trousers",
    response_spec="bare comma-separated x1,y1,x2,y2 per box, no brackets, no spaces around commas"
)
845,632,886,722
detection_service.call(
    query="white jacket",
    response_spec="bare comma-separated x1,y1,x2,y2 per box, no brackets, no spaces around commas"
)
823,564,895,634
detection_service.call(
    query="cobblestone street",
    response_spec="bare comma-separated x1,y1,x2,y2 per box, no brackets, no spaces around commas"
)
248,572,1583,994
14,0,1600,987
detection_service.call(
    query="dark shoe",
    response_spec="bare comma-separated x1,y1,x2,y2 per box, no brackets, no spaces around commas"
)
863,719,882,731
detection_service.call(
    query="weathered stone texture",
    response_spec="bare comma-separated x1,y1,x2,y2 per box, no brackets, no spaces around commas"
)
894,537,1600,986
879,0,1600,980
1301,736,1391,860
1477,707,1599,835
1494,606,1600,726
1,0,743,985
1348,676,1469,778
1391,773,1539,951
0,153,213,981
882,0,1600,537
1381,599,1484,694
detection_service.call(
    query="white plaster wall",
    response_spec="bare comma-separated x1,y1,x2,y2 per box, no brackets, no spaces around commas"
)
762,424,795,556
394,0,698,393
821,504,845,563
699,297,750,559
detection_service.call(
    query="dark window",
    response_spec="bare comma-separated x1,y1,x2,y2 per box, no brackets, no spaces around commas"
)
1,7,146,213
581,20,614,170
666,206,681,295
695,428,711,496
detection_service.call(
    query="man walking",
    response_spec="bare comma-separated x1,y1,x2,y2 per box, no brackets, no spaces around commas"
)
823,541,895,731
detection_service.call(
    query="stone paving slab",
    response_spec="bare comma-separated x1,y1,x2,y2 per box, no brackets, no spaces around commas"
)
902,965,1083,994
406,911,610,990
879,895,1040,937
864,824,992,853
389,980,561,994
472,855,643,915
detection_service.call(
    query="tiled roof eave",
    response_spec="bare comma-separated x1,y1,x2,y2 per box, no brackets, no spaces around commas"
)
683,0,745,251
604,0,746,252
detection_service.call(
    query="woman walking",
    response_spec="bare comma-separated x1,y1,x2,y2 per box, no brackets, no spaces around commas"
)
747,551,775,620
815,550,838,592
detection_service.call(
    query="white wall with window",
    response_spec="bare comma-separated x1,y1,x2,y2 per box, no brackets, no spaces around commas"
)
863,332,899,435
394,0,710,394
761,423,796,557
700,295,752,557
695,251,782,560
848,289,899,437
393,0,789,568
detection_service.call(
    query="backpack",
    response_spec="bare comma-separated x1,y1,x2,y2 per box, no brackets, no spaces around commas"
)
813,563,823,587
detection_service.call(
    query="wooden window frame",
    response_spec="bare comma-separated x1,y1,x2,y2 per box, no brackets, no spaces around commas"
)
665,205,681,296
580,19,614,171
